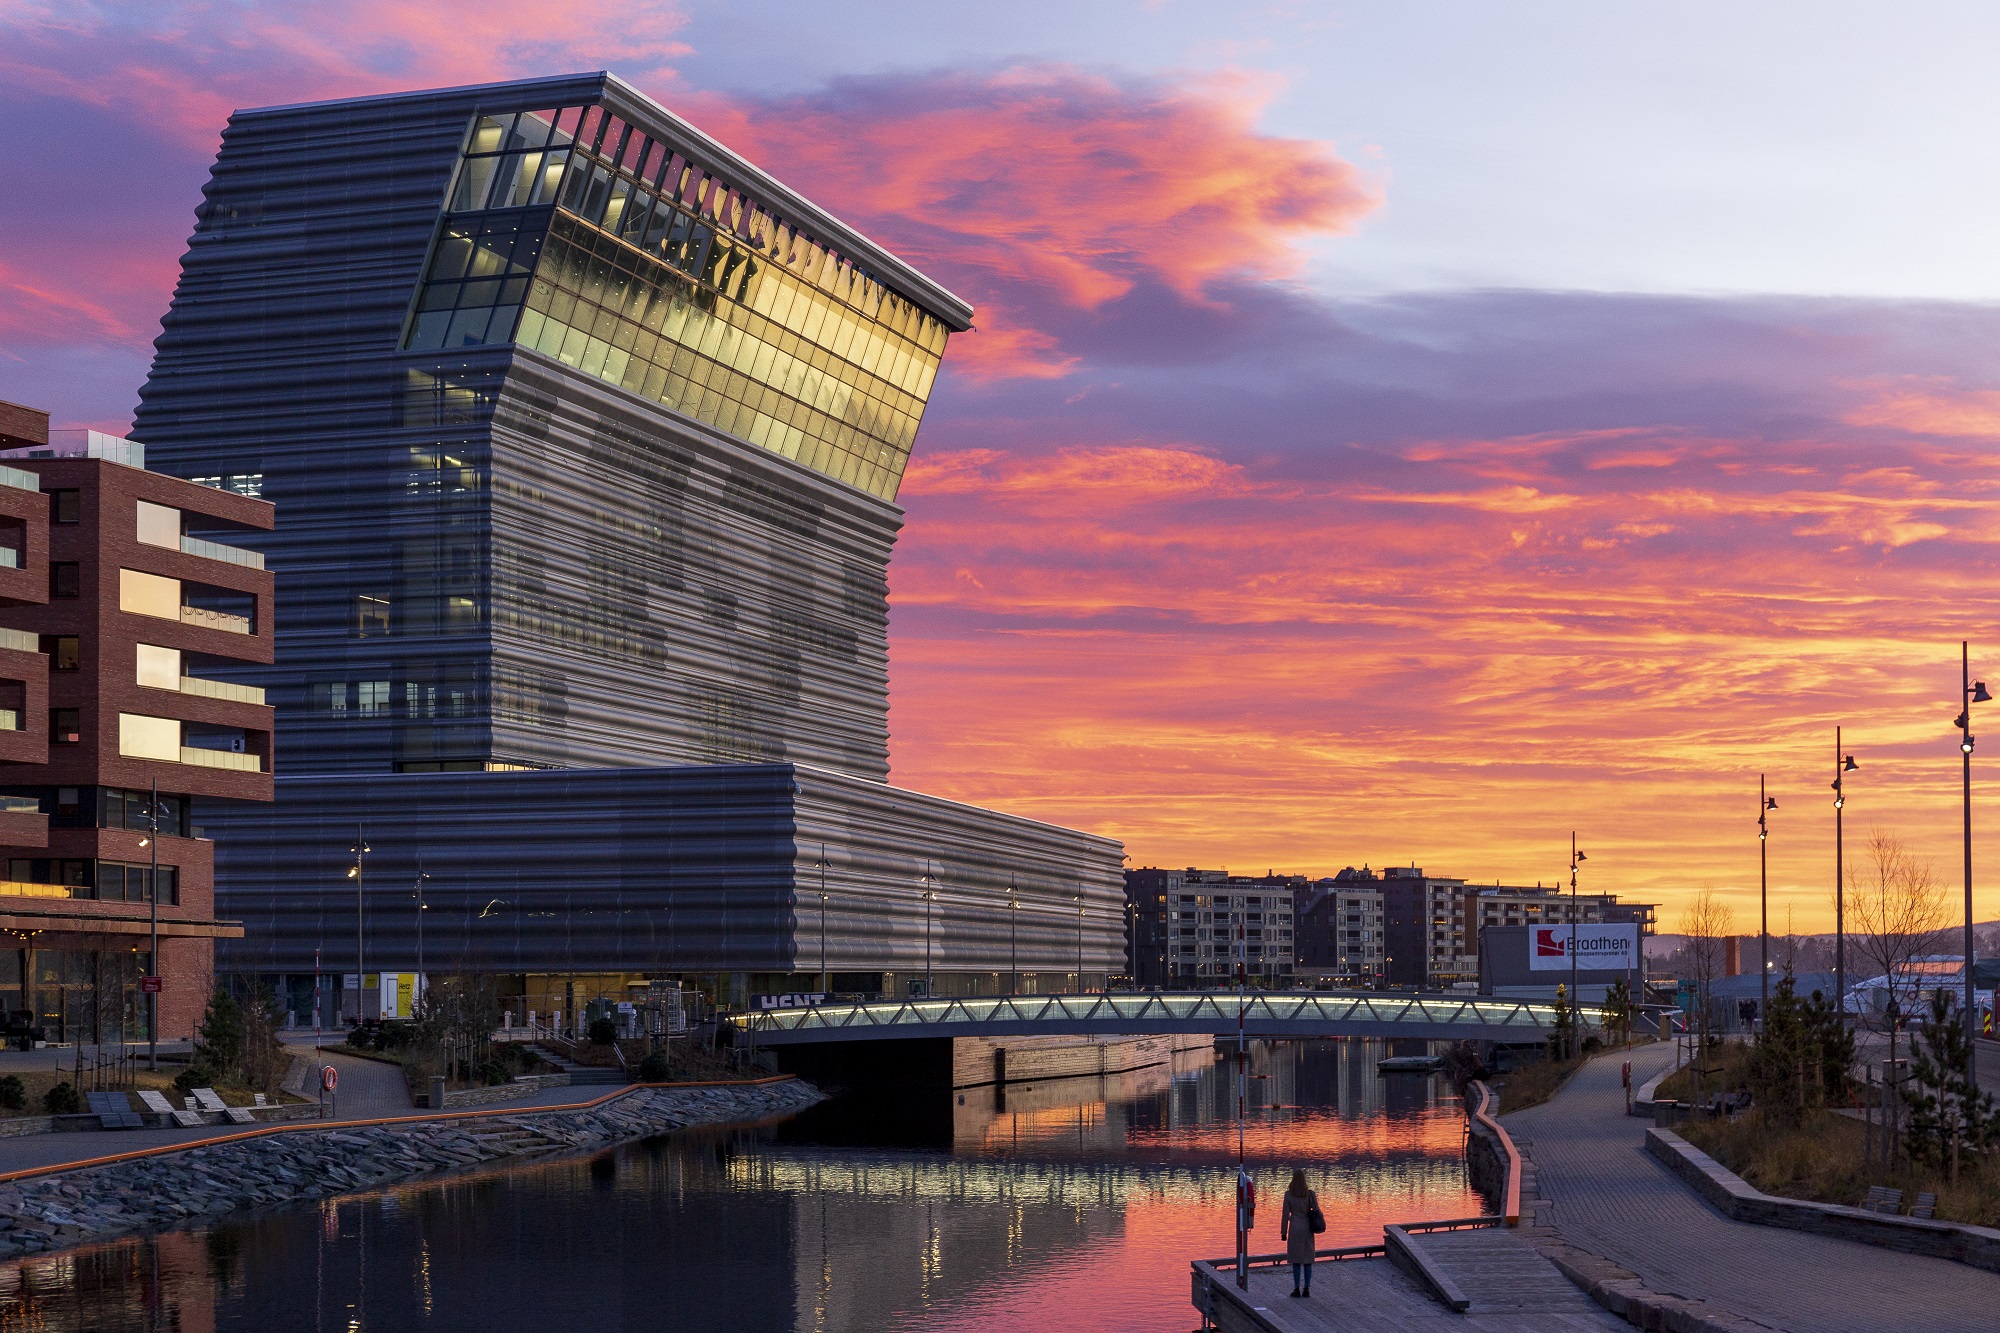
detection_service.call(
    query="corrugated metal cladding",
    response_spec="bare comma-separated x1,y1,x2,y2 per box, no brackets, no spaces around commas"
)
210,766,1128,977
129,73,1125,983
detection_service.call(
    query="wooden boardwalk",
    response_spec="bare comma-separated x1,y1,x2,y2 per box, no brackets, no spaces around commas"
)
1192,1225,1623,1332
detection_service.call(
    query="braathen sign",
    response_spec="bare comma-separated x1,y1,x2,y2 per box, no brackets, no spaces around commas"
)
1528,923,1639,972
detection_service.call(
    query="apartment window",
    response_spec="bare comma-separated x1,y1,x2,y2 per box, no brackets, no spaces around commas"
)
50,708,79,744
135,643,180,689
118,713,180,761
120,569,180,619
135,500,181,549
50,563,79,599
357,681,392,717
49,491,79,524
40,636,78,671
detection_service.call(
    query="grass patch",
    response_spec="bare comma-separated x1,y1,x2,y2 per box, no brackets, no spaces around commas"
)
1681,1108,2000,1227
1653,1040,1754,1104
1496,1056,1583,1113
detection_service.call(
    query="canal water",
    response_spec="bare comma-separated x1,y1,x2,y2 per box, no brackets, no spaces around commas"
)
2,1039,1484,1331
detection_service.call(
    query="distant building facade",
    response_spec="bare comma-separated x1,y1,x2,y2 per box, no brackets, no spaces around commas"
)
1292,867,1386,986
1123,868,1295,988
1376,866,1652,990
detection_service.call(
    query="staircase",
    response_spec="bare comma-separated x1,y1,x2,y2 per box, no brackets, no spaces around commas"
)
530,1045,627,1086
466,1122,564,1156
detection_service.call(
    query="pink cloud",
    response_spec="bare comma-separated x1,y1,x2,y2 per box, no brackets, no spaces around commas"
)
695,66,1380,378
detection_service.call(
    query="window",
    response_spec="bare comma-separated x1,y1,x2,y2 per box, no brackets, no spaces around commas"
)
117,713,179,761
355,595,391,638
40,636,78,671
135,500,180,549
49,490,78,524
50,709,79,744
50,563,79,599
135,644,179,690
120,569,180,620
357,681,391,717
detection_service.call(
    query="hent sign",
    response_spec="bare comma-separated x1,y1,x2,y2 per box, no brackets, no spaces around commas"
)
1527,924,1638,972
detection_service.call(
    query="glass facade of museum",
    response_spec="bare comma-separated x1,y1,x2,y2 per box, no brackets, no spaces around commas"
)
404,106,948,502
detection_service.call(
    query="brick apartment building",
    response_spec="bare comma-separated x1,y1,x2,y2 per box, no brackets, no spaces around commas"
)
0,400,273,1041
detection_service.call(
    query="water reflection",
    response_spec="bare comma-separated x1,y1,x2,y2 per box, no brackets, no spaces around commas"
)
0,1039,1481,1332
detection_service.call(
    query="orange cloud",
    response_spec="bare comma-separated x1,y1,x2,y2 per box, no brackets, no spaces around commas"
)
1845,379,2000,439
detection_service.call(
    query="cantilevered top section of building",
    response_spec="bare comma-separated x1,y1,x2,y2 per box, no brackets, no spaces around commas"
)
148,71,972,505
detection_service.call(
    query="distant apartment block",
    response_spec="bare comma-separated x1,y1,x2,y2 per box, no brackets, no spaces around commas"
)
1293,867,1386,986
1124,868,1295,988
1380,865,1655,990
0,400,274,1040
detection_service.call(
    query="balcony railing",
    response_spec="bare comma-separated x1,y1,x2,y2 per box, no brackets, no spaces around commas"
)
0,628,35,653
177,676,266,705
179,746,261,773
0,465,39,494
180,535,265,570
0,796,41,815
0,548,17,570
180,605,252,635
0,710,17,732
0,880,71,900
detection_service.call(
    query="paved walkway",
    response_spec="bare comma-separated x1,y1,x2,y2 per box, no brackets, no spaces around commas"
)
1506,1044,2000,1332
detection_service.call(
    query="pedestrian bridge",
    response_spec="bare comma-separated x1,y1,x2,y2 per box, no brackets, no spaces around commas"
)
727,991,1602,1046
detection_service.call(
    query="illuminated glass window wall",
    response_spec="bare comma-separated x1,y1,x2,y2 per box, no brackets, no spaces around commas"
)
403,105,951,502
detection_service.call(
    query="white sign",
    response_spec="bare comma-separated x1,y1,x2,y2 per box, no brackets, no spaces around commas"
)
1528,923,1638,973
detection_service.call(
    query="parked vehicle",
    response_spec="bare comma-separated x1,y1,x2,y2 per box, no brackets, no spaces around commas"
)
4,1010,45,1050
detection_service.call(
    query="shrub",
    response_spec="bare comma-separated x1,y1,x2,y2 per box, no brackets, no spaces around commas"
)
194,990,245,1080
173,1065,216,1097
586,1017,618,1046
0,1075,23,1110
43,1082,78,1115
477,1058,511,1086
638,1050,673,1082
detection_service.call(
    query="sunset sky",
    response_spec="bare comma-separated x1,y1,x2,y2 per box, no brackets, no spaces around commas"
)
6,2,2000,930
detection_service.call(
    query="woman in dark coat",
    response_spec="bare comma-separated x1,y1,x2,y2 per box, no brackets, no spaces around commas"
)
1278,1168,1319,1297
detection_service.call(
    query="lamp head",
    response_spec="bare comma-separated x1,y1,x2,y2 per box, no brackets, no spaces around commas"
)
1966,735,1978,755
1835,795,1845,810
1976,681,1994,703
1843,755,1858,772
346,867,358,879
1955,712,1968,730
1765,796,1778,810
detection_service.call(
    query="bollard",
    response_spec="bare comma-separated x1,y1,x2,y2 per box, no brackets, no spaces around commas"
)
430,1075,446,1111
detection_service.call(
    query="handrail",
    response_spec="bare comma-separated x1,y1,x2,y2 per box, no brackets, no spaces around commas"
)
1196,1243,1386,1268
1468,1079,1522,1225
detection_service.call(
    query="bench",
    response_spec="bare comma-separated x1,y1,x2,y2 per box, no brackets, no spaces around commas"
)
192,1087,257,1124
84,1091,143,1130
1911,1191,1937,1220
137,1089,207,1128
1862,1186,1904,1215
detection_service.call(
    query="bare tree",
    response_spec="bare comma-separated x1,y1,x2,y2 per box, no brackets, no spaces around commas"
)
1680,886,1736,1104
1848,830,1948,1163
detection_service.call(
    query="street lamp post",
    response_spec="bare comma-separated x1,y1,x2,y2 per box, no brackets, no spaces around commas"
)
1008,875,1019,996
1074,893,1086,993
1957,643,1991,1089
1759,777,1777,1018
141,781,163,1070
919,869,938,998
346,827,369,1024
815,843,830,998
413,868,429,1004
1833,730,1856,1023
1569,834,1586,1058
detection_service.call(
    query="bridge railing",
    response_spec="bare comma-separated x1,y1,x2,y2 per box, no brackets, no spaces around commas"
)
727,990,1606,1039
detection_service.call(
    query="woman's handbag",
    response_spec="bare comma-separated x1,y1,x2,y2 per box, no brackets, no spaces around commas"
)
1308,1198,1326,1234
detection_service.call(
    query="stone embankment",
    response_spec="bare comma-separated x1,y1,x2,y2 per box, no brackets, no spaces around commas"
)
0,1078,822,1259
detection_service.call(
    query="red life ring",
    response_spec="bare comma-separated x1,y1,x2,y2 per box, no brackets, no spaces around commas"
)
320,1064,338,1092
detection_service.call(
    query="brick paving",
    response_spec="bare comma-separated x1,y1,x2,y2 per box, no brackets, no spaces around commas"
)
1506,1044,2000,1332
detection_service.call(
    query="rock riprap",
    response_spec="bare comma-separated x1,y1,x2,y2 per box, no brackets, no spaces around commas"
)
0,1079,822,1258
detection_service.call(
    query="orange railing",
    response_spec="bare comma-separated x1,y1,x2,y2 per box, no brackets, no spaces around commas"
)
1467,1079,1522,1225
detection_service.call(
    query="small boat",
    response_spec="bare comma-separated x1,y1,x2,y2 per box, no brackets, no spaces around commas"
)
1377,1054,1445,1074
